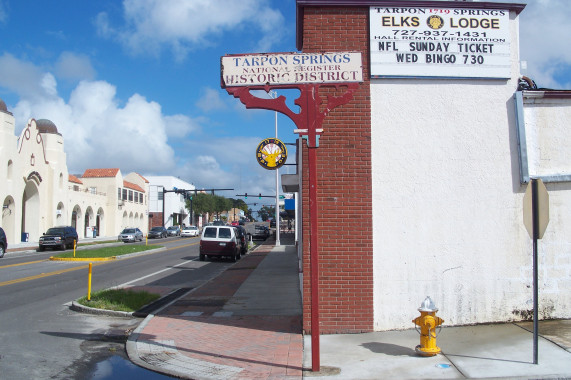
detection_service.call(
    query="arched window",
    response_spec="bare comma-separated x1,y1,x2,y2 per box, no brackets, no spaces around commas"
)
7,160,13,180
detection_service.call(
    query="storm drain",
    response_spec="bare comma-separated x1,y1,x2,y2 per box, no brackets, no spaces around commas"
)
133,288,192,317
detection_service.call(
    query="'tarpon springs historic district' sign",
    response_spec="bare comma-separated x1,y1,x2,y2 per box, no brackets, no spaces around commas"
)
221,52,363,86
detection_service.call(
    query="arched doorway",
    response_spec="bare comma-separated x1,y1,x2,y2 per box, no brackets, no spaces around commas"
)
84,207,94,237
3,196,16,244
22,182,40,241
56,202,65,225
96,208,104,237
71,205,81,237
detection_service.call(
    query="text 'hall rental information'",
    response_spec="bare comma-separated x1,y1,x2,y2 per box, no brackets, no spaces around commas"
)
370,6,511,79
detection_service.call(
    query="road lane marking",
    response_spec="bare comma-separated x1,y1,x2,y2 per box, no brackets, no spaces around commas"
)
0,241,199,287
0,259,48,269
0,262,107,287
116,259,197,287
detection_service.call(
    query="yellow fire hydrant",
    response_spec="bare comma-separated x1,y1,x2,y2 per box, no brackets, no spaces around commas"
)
412,296,444,356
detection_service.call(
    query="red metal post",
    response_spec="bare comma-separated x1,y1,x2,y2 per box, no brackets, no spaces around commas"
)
223,82,359,373
305,84,321,372
308,140,320,371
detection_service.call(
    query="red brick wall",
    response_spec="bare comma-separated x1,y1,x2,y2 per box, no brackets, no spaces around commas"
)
148,212,164,229
301,6,373,334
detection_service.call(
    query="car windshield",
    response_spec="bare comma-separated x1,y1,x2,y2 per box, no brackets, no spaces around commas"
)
151,227,163,232
46,228,64,235
122,229,135,233
218,228,231,239
167,227,177,230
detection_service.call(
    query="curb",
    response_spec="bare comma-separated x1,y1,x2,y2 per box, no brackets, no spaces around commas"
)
70,300,135,318
50,256,116,261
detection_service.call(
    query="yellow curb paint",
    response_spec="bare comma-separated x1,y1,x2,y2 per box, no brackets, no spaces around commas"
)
50,256,116,261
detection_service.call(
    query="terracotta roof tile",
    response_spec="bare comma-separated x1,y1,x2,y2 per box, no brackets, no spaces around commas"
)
82,168,120,178
68,174,83,184
123,180,144,192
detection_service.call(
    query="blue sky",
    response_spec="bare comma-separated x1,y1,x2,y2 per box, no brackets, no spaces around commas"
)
0,0,569,205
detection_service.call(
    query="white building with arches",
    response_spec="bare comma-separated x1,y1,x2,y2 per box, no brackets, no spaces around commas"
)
0,99,148,244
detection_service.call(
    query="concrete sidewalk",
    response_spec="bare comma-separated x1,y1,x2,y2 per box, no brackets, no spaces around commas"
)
124,233,571,379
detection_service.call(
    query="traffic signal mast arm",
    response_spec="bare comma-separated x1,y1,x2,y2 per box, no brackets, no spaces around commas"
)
236,193,277,199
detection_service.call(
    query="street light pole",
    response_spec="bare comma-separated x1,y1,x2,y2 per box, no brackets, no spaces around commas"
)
270,91,280,246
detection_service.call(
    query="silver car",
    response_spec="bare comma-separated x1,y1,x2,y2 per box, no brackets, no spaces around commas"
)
118,228,144,243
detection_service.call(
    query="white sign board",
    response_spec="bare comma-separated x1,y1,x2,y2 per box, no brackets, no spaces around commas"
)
221,52,363,87
370,6,511,79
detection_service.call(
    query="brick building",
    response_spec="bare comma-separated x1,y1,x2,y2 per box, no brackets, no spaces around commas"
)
294,0,571,334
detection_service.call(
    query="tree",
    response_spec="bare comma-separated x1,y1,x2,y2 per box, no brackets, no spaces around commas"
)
188,193,213,223
257,205,275,222
213,195,232,220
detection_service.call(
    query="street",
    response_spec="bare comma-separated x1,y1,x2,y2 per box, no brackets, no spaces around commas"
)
0,236,235,379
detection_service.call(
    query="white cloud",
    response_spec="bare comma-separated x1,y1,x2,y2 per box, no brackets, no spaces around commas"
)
0,53,49,99
0,0,7,24
96,0,286,60
196,87,228,112
10,70,178,174
518,0,571,89
55,52,96,82
164,114,203,138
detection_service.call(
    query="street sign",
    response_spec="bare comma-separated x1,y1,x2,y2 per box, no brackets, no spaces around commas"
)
523,178,549,365
523,179,549,239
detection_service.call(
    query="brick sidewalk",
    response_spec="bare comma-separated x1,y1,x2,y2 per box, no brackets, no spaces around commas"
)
130,238,304,379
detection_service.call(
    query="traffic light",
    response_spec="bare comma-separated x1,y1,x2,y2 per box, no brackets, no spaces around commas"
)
245,193,248,199
259,193,262,199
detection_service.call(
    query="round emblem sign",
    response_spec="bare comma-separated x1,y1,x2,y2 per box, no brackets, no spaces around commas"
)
427,15,444,30
256,138,287,170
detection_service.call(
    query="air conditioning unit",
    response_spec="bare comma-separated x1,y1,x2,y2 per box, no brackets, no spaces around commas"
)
56,210,62,216
118,200,124,206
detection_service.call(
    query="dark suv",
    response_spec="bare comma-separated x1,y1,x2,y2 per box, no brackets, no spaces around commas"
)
0,227,7,258
234,226,248,255
39,226,78,251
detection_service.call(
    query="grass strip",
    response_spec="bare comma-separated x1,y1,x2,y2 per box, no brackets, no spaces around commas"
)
77,288,161,312
53,244,160,259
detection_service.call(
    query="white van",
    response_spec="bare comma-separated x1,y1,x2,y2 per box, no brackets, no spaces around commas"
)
199,226,241,262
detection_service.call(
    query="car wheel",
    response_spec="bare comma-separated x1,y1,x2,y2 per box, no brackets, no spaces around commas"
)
199,253,205,261
0,245,4,258
60,242,66,251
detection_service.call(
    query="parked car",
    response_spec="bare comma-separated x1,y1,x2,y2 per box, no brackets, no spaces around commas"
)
199,226,240,262
234,225,248,255
118,228,143,243
181,225,200,237
167,226,181,236
39,226,78,251
252,225,269,240
231,221,239,226
0,227,7,258
148,226,168,239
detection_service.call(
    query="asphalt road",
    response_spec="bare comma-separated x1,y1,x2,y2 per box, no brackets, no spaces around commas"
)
0,236,235,379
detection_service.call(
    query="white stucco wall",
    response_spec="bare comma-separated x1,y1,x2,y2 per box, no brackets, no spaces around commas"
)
371,11,570,330
0,116,149,243
146,176,194,227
